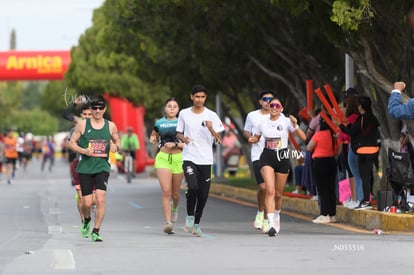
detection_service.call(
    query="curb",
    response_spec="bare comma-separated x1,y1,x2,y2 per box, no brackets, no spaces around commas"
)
210,183,414,232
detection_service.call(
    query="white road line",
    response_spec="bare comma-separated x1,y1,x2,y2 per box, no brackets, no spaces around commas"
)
51,249,76,270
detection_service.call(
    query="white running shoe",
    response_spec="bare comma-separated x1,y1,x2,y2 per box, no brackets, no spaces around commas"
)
342,198,352,207
312,215,330,224
346,200,360,209
274,214,280,233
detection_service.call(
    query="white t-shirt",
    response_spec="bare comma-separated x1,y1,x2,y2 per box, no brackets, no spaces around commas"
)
176,107,225,165
244,110,270,161
17,136,25,153
254,115,295,150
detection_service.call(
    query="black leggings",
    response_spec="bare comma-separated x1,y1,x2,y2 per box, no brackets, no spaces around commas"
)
358,154,376,202
312,157,337,216
183,161,212,224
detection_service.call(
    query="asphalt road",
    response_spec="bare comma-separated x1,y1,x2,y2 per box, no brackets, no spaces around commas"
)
0,157,413,275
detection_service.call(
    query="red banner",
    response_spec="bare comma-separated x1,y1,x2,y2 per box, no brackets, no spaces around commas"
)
0,50,70,80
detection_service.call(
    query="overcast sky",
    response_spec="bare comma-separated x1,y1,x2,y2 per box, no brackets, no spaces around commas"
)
0,0,105,51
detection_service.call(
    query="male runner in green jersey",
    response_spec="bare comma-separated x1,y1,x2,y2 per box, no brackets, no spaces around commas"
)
69,95,120,242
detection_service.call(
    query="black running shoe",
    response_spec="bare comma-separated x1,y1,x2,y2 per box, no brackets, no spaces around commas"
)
268,227,276,237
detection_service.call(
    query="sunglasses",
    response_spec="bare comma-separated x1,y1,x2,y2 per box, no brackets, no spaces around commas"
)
261,97,273,103
91,105,105,110
269,103,282,109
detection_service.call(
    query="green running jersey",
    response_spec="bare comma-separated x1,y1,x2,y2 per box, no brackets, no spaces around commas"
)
76,118,111,174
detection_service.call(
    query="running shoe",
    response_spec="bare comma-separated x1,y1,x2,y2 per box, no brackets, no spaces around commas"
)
268,227,277,237
346,200,360,209
312,215,330,224
261,219,270,234
80,220,91,238
274,214,280,233
164,222,175,234
330,215,337,223
253,211,264,230
192,224,202,237
91,232,103,242
171,209,178,223
354,201,373,210
184,215,194,233
342,198,352,207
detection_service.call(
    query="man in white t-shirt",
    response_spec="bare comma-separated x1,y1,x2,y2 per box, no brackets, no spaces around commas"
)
243,90,275,233
176,84,225,237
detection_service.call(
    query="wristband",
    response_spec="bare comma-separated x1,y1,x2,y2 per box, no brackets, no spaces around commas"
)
294,124,299,130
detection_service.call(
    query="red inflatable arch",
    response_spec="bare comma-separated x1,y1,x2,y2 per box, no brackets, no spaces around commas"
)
103,95,151,172
0,50,150,172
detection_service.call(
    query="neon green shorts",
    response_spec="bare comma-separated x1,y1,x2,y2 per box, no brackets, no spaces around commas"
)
154,151,183,174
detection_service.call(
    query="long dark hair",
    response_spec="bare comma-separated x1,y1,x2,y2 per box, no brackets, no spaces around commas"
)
345,96,359,117
358,96,372,113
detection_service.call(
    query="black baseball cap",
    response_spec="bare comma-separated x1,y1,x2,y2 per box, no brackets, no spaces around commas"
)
90,95,106,107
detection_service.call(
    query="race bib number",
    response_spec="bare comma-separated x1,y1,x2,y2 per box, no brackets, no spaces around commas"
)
265,137,281,150
88,139,108,157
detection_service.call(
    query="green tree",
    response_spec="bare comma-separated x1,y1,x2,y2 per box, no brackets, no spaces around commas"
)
62,0,414,185
5,108,58,135
21,81,48,110
0,82,23,131
66,0,345,119
0,81,60,135
64,0,346,167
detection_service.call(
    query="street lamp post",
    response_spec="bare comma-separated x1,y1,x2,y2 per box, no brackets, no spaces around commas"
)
345,54,354,89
